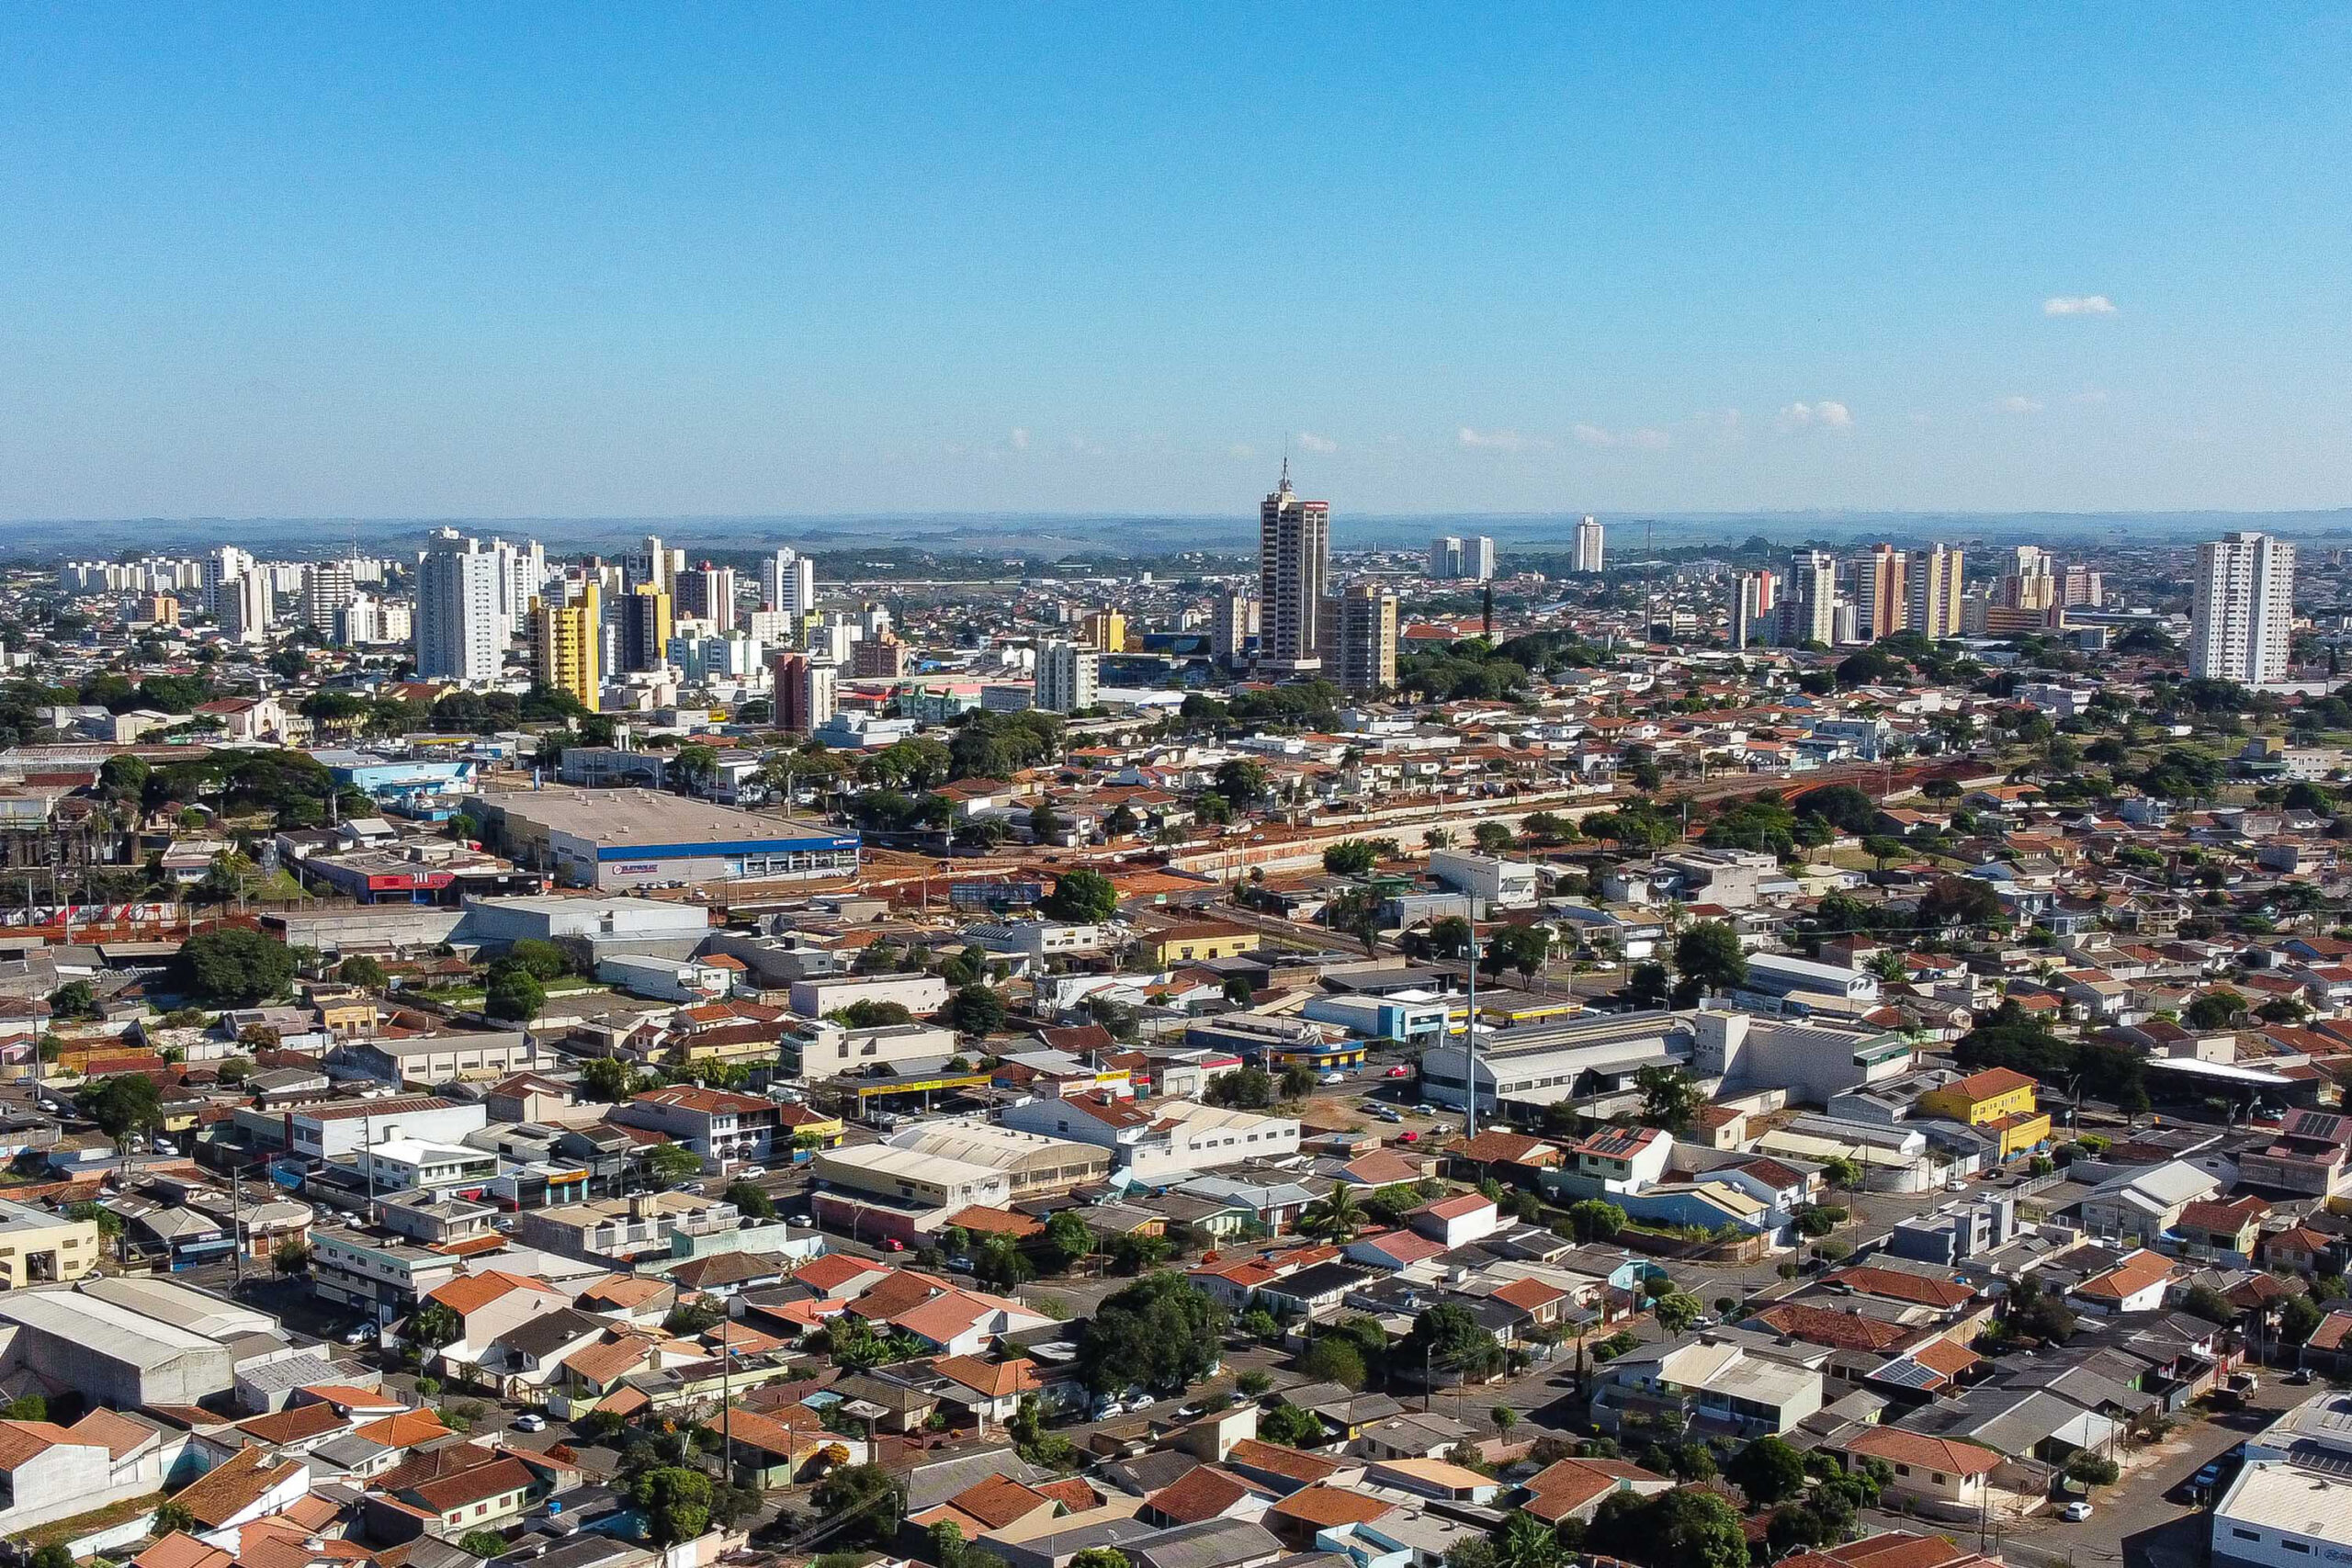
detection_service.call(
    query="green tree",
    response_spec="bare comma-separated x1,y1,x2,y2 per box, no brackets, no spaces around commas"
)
644,1143,705,1185
1258,1404,1329,1448
76,1073,164,1145
1624,962,1669,1008
1921,874,2007,930
1300,1185,1364,1244
174,928,296,1005
1670,921,1747,1000
484,968,545,1021
45,980,98,1021
1584,1487,1745,1568
1044,1210,1095,1271
99,752,151,801
632,1465,716,1546
974,1235,1035,1289
1278,1063,1319,1101
273,1238,312,1275
1080,1271,1228,1393
1042,868,1119,923
458,1530,509,1558
1650,1292,1702,1335
1069,1552,1132,1568
1566,1199,1626,1242
580,1056,642,1102
337,953,389,990
725,1179,775,1219
1323,840,1381,876
1295,1335,1368,1390
2184,989,2247,1030
1205,1066,1276,1110
810,1463,904,1546
1400,1303,1501,1387
1473,822,1517,856
2282,1293,2324,1343
152,1499,198,1536
505,939,571,980
411,1300,463,1349
1487,924,1551,984
1215,759,1269,807
1726,1434,1807,1506
947,984,1008,1036
1634,1066,1706,1134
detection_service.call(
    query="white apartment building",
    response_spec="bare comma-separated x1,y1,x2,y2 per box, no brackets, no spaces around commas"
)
1782,550,1838,646
2191,531,2296,684
415,529,508,682
761,547,816,616
1427,849,1539,912
1036,639,1099,714
1574,514,1606,574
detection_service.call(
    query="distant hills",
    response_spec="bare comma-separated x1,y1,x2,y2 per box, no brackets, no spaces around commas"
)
5,507,2351,562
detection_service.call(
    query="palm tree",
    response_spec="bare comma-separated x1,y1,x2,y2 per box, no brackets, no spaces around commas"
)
1498,1508,1560,1568
1869,949,1910,984
1300,1185,1364,1246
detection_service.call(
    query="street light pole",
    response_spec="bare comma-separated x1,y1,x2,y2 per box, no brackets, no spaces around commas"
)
1464,914,1479,1139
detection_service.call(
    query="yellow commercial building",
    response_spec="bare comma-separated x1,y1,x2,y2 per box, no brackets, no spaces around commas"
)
1918,1066,2052,1160
1142,922,1259,964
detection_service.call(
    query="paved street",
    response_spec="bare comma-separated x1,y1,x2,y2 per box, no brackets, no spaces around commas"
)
1860,1377,2309,1568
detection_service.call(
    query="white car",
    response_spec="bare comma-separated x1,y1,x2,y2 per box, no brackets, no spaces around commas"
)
1092,1401,1125,1420
2060,1501,2094,1523
342,1325,374,1346
513,1414,547,1433
737,1166,768,1179
1128,1393,1156,1410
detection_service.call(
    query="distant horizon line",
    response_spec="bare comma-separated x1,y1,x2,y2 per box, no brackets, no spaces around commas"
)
6,503,2351,526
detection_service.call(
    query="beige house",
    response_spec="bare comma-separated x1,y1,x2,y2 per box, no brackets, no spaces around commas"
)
0,1200,98,1291
1843,1427,1999,1510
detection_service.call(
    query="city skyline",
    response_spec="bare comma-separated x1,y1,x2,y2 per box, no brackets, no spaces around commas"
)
5,7,2350,520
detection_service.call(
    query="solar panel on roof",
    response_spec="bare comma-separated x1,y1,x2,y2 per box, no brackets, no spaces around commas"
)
1869,1358,1943,1391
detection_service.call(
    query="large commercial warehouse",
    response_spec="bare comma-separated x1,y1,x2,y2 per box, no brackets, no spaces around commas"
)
474,788,859,890
0,1281,249,1406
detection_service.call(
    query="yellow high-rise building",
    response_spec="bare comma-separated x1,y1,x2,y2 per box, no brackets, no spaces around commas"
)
530,581,602,710
1080,608,1128,653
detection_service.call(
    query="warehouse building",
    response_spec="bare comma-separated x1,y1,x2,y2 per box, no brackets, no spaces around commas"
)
883,1119,1113,1200
459,893,711,963
472,787,859,891
1419,1010,1694,1116
0,1282,246,1406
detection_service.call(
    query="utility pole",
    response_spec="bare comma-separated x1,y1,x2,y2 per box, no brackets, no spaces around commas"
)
1464,912,1479,1139
232,1168,244,1286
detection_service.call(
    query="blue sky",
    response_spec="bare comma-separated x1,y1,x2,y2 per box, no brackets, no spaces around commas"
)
3,4,2348,521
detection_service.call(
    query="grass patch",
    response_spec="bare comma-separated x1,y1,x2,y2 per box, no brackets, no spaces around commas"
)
12,1492,164,1549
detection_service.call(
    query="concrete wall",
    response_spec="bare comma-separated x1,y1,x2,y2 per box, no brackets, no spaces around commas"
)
267,906,465,953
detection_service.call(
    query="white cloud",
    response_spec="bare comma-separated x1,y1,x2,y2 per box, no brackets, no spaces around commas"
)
1228,443,1257,459
1460,426,1549,451
1566,423,1666,451
1992,395,2044,414
2043,294,2118,316
1295,431,1338,454
1779,400,1853,431
1009,427,1029,450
